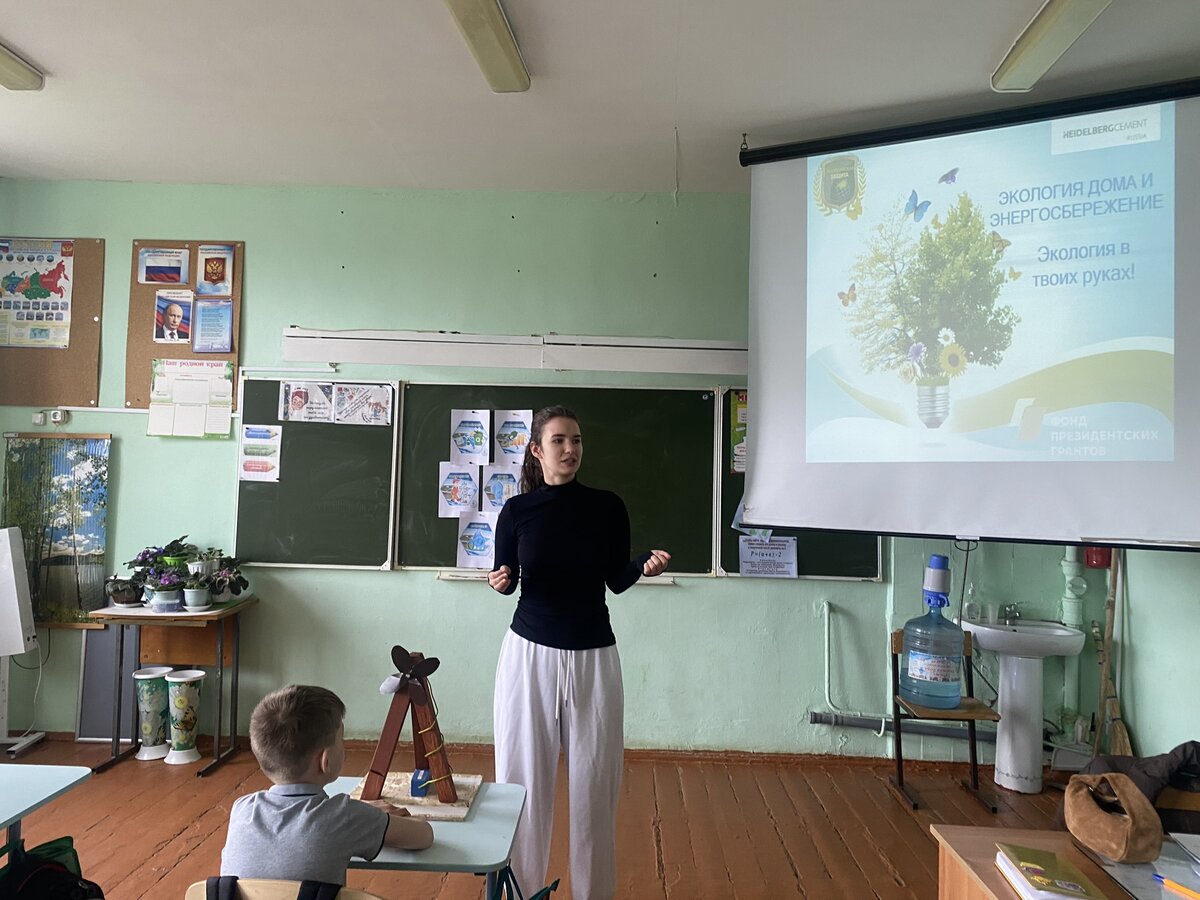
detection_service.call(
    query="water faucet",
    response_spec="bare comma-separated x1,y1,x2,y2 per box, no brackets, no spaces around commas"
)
1001,603,1021,624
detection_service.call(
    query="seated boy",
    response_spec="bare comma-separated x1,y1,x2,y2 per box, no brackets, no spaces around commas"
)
222,684,434,884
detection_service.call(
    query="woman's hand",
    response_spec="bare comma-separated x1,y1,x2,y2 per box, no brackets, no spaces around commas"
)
643,549,671,577
488,565,513,592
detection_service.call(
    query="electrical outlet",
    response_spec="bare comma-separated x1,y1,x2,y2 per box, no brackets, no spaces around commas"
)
49,409,68,424
32,411,46,426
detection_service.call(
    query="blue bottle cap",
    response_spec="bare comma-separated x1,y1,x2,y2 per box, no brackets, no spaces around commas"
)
923,589,949,608
928,554,949,569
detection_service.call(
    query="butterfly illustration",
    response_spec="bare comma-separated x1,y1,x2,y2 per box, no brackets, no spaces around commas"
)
838,283,857,306
931,213,943,229
990,230,1012,252
1008,266,1022,281
904,190,931,222
938,167,959,185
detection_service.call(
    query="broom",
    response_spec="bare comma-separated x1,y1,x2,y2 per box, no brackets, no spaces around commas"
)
1092,550,1133,756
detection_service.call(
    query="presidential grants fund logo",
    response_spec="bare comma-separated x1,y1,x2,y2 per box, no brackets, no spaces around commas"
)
813,154,867,220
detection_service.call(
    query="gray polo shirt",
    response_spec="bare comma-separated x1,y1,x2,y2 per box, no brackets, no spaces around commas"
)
221,783,389,885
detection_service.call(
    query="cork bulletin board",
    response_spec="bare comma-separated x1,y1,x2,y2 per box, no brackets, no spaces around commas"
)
0,238,105,408
124,239,244,409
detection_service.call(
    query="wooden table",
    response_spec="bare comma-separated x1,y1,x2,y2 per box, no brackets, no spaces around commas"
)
332,777,526,896
88,595,258,776
930,824,1127,899
0,764,90,850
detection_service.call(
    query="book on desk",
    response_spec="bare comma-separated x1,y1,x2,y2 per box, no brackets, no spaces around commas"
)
994,843,1106,900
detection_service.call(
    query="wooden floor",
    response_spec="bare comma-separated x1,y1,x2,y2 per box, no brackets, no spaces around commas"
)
3,738,1061,899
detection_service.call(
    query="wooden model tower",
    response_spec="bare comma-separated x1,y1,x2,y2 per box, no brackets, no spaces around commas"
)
360,645,458,804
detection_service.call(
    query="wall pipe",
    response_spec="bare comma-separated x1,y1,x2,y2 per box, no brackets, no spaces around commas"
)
1060,546,1087,733
822,601,888,737
808,711,997,743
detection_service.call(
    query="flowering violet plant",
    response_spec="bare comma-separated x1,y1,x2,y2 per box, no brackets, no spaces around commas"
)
146,568,183,591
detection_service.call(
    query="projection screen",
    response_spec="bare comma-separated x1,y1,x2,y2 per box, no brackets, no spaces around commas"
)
744,81,1200,546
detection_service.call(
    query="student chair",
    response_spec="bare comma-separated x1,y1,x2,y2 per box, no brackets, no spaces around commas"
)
184,879,384,900
887,627,1000,812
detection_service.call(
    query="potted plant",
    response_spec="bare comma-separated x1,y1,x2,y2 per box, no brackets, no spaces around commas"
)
197,546,225,575
104,575,141,607
160,535,198,568
145,568,183,604
182,571,211,609
210,560,249,602
126,545,165,590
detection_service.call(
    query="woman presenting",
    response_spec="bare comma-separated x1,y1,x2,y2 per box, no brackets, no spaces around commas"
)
489,405,670,900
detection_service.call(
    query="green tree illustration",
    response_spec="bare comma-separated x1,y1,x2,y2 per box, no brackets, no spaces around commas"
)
848,192,1019,385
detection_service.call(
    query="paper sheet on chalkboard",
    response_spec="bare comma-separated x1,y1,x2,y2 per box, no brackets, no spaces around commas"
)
450,409,490,464
457,511,498,568
481,463,521,512
493,409,532,461
334,383,392,426
438,462,480,518
240,423,282,481
279,382,333,422
739,536,797,578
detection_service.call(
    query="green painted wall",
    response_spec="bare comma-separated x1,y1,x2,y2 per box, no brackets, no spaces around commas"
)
1,178,1189,758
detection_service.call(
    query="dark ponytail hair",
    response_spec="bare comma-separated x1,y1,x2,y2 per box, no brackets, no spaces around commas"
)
521,405,579,494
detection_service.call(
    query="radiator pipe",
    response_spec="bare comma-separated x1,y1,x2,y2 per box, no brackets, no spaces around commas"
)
809,710,997,743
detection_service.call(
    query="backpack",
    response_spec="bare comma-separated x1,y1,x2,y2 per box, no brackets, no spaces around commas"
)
0,835,105,899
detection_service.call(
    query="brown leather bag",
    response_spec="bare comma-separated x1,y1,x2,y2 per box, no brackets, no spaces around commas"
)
1064,772,1163,863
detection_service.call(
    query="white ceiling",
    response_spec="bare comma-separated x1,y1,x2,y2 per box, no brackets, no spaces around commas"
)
1,0,1197,193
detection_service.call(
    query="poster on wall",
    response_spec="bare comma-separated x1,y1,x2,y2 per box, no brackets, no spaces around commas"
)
191,298,234,353
195,244,234,296
147,359,234,438
137,247,189,285
0,238,75,349
1,434,110,620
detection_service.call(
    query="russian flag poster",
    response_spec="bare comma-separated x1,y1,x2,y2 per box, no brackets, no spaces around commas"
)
137,247,190,285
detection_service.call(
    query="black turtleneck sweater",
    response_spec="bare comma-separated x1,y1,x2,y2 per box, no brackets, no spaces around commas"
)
492,479,651,650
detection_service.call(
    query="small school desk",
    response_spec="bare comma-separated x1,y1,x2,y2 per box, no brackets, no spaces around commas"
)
0,764,90,849
330,776,526,896
87,595,258,777
930,823,1127,899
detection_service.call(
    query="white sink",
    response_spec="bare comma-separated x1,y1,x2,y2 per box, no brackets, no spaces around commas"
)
961,619,1086,658
958,619,1086,795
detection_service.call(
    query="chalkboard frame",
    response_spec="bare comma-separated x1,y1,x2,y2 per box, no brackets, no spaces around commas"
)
234,377,399,569
395,382,719,574
717,386,882,581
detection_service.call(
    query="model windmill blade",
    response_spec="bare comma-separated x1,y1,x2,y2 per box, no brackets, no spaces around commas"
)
408,678,428,705
391,645,414,673
412,656,440,679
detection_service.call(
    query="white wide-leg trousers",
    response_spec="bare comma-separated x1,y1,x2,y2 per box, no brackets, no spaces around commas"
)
493,629,624,900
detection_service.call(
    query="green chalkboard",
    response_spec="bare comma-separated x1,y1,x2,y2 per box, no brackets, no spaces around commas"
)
398,384,716,573
719,388,881,579
235,379,396,567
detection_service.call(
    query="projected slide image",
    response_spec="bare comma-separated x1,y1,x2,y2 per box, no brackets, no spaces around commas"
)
805,102,1175,463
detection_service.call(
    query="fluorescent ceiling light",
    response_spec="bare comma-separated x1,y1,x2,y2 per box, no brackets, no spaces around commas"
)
443,0,530,93
991,0,1112,93
0,41,43,91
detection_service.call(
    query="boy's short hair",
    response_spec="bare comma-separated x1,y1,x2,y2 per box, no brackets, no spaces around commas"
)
250,684,345,782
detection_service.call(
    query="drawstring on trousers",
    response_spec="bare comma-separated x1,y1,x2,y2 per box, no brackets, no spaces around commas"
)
554,648,574,723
